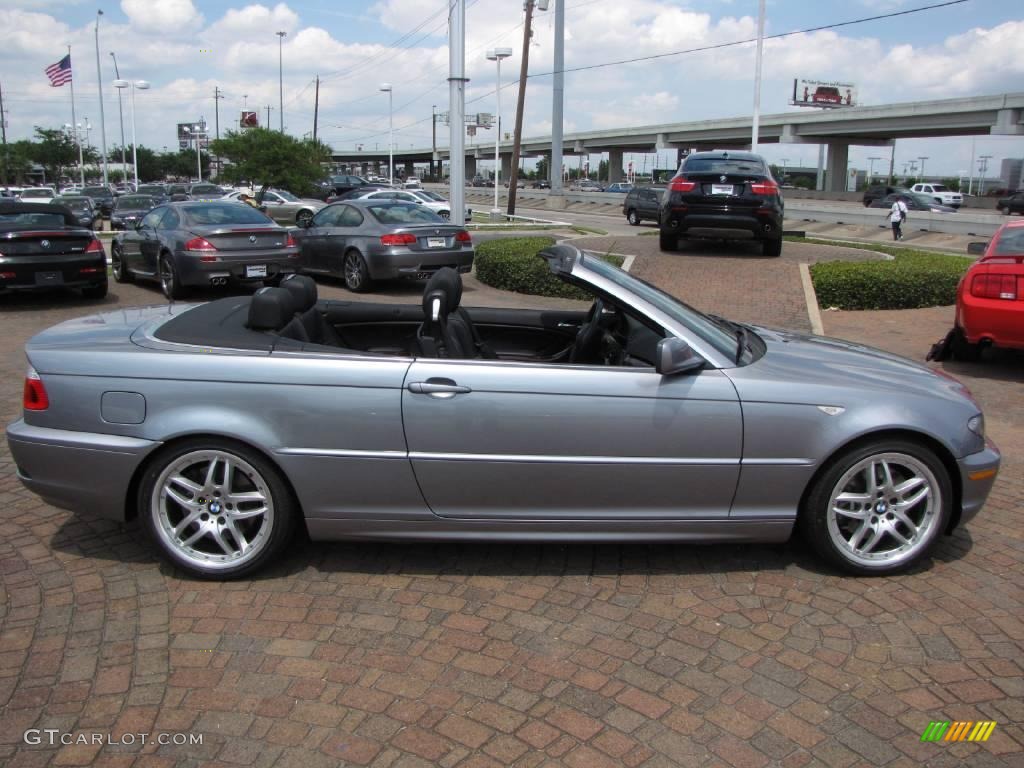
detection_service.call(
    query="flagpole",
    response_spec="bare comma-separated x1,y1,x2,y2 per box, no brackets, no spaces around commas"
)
68,45,84,186
94,10,109,186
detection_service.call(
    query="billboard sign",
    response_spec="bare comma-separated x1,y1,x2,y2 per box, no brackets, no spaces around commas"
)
177,122,209,150
790,79,857,109
240,111,258,129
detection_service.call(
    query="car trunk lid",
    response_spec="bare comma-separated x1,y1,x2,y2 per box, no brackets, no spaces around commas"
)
0,229,95,256
198,226,289,252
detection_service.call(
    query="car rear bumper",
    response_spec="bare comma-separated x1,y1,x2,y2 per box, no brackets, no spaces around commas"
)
959,296,1024,349
661,207,783,240
175,249,303,286
955,440,1001,527
6,419,160,522
0,258,108,292
369,249,474,280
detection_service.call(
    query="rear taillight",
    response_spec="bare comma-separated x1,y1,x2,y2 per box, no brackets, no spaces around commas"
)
380,233,417,246
455,231,472,243
750,179,780,196
79,266,103,274
669,178,696,192
184,237,217,252
285,233,298,248
24,367,49,411
85,238,105,254
971,274,1018,300
0,271,14,279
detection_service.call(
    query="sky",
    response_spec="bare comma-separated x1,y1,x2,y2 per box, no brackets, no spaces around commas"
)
2,0,1024,182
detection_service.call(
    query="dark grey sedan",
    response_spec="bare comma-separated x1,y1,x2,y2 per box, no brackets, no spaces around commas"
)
110,194,157,230
110,201,300,299
294,200,474,292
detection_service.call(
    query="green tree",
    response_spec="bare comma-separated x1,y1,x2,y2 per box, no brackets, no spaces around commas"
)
2,140,35,185
941,177,961,192
28,127,77,184
134,146,163,182
535,156,548,181
210,128,331,198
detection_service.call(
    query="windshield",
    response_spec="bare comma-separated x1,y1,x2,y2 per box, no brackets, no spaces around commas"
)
168,185,188,194
22,189,53,196
929,185,949,192
272,189,299,202
137,186,165,195
54,197,92,210
116,195,155,209
0,211,69,227
367,203,442,225
580,255,740,361
182,203,277,226
417,191,447,202
189,184,221,195
82,187,112,197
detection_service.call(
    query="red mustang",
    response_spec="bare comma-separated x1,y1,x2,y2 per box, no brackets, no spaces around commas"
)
953,219,1024,359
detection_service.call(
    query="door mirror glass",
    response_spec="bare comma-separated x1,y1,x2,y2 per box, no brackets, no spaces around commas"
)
655,337,705,376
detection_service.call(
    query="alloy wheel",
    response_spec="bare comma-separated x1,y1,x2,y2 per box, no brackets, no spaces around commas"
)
296,209,313,227
344,253,363,290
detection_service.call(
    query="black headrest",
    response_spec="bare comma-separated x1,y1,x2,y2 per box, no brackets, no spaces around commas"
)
280,274,317,312
422,267,462,314
247,287,296,331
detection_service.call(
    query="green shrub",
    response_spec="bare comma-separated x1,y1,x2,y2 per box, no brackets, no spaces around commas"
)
475,237,623,300
808,241,972,310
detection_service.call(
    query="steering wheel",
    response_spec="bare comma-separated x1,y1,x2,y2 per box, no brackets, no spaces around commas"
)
570,298,608,364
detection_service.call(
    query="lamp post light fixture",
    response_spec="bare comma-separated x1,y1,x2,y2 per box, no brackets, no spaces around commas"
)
112,79,150,188
182,123,206,181
276,31,287,132
486,47,512,215
63,123,87,186
379,83,393,185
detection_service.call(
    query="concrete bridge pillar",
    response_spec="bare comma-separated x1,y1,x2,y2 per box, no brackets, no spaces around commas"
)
360,162,368,176
465,155,477,179
608,149,624,183
404,161,415,179
826,142,850,192
500,154,513,185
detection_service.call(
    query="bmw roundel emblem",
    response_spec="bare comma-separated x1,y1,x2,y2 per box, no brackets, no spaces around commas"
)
41,239,50,248
249,235,257,243
720,175,727,182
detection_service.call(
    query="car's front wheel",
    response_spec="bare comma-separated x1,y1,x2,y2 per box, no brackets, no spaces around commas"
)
159,255,185,301
627,209,640,226
800,439,951,575
762,237,783,257
112,244,132,283
296,209,314,227
139,439,296,579
343,250,372,293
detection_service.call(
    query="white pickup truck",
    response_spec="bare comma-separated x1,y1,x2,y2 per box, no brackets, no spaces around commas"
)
911,183,963,209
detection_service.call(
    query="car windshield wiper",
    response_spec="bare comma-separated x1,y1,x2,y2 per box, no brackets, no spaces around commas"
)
734,326,749,364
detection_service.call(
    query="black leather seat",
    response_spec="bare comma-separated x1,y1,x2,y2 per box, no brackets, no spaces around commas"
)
415,268,495,359
247,287,309,342
280,274,342,346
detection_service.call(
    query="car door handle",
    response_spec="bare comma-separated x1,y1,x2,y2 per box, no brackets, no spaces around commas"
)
408,379,471,398
557,322,579,328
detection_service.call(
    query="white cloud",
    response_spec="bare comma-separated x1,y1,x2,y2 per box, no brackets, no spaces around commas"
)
120,0,203,34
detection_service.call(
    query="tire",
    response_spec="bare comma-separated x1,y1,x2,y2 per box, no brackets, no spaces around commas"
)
627,209,640,226
659,230,677,251
81,282,108,300
295,209,314,227
343,250,372,293
112,244,132,283
159,255,185,301
950,327,981,361
799,439,951,576
138,438,297,579
762,237,783,257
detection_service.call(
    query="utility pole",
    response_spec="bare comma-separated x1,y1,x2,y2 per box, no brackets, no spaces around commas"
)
276,31,287,132
94,10,109,186
214,86,224,140
110,53,126,182
0,81,8,186
431,105,437,180
312,75,320,142
266,105,273,127
507,0,535,216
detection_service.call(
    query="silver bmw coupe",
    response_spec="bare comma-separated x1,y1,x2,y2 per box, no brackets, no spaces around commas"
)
6,244,1000,579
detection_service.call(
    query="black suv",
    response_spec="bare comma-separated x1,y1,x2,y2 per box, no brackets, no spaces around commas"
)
658,151,784,256
321,175,374,200
81,185,115,218
623,186,663,225
862,184,909,207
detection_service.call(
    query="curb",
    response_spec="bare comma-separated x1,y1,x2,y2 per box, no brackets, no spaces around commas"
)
798,263,825,336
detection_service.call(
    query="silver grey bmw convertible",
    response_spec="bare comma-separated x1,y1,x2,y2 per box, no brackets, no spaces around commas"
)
6,244,1000,579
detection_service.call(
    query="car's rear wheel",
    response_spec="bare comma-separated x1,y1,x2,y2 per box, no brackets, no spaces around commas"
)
800,439,951,575
762,237,783,257
160,255,185,301
343,250,372,293
659,230,677,251
950,327,982,361
627,209,640,226
112,244,132,283
296,209,314,227
81,283,108,300
139,439,296,579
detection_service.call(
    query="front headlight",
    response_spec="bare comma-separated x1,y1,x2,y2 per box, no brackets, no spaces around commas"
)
967,414,985,439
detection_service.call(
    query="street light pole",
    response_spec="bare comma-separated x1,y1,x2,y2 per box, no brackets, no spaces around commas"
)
486,48,512,215
447,0,467,226
276,31,287,132
867,156,881,184
113,79,149,187
110,52,127,183
918,156,929,183
94,10,109,186
751,0,765,152
978,155,992,196
380,84,393,185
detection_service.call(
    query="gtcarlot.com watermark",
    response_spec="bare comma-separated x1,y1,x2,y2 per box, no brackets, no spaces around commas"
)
25,729,203,747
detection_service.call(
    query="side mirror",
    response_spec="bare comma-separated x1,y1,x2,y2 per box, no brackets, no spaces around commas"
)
967,241,988,256
655,337,705,376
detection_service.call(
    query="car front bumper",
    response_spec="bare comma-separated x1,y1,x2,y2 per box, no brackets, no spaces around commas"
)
6,419,160,522
955,439,1001,527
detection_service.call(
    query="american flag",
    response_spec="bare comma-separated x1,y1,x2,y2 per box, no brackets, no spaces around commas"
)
45,54,72,87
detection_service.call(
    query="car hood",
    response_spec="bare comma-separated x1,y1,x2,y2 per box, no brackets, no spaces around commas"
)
731,324,978,408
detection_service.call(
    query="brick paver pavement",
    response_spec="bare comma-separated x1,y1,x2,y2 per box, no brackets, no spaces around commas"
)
0,244,1021,767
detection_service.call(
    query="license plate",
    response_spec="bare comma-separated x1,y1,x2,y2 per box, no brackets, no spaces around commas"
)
245,264,268,278
427,237,446,248
35,271,62,285
711,184,734,195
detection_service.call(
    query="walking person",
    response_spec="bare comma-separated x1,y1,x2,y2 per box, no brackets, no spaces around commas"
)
889,196,908,241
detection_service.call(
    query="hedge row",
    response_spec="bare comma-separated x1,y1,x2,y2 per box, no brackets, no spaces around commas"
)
808,242,972,310
474,237,624,300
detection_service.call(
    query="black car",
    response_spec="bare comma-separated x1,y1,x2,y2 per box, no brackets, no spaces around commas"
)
111,201,300,300
81,185,115,218
326,185,390,203
862,184,909,207
623,186,663,225
997,191,1024,215
52,195,101,230
321,175,374,200
658,150,784,256
868,192,956,214
136,184,169,205
0,203,108,299
167,183,190,202
111,194,157,230
531,179,551,189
